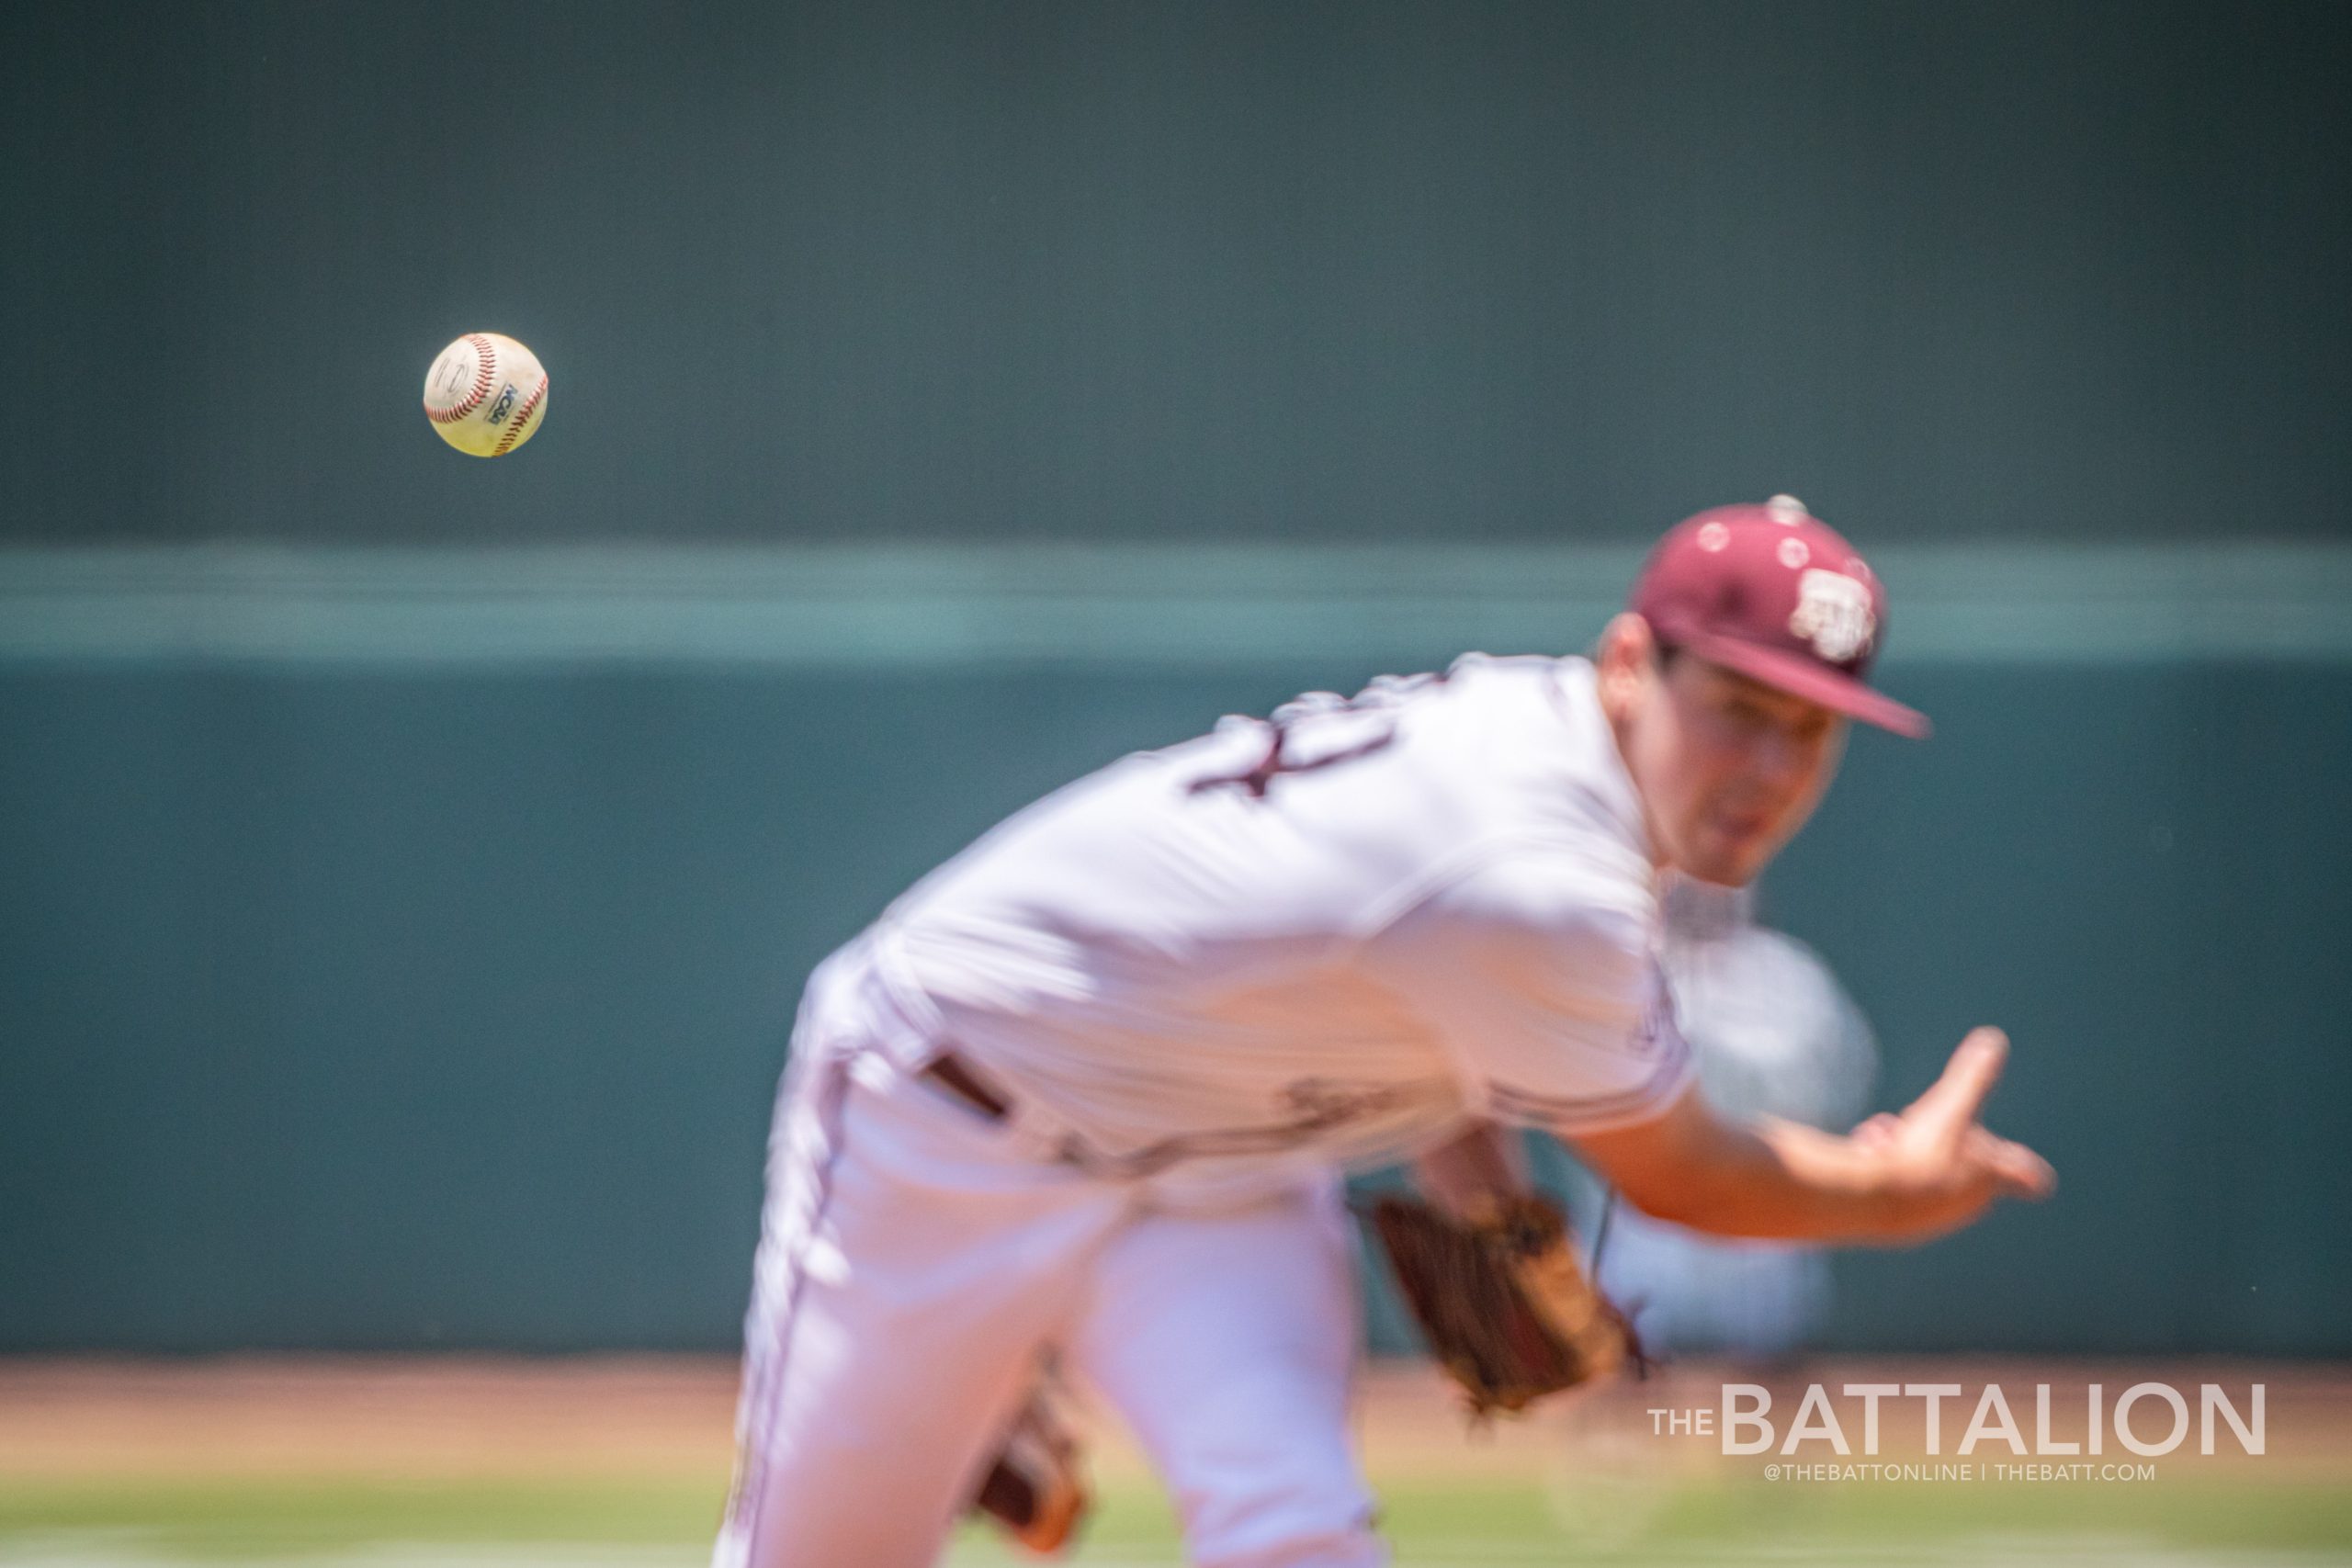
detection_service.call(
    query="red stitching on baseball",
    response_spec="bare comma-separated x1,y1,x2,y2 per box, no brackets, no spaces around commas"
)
426,334,499,425
492,373,548,455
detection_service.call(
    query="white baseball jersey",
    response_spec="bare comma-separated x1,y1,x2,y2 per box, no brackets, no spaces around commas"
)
857,653,1693,1185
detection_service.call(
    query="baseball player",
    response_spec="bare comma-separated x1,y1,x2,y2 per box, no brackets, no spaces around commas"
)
714,499,2055,1568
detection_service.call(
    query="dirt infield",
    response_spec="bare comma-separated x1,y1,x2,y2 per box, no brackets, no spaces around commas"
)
3,1355,2346,1485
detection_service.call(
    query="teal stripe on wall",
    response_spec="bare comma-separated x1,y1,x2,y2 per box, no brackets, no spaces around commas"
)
3,545,2348,666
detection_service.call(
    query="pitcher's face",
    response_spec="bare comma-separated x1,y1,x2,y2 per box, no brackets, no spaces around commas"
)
1601,618,1848,887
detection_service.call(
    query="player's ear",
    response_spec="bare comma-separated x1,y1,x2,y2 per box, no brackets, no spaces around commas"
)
1595,614,1655,725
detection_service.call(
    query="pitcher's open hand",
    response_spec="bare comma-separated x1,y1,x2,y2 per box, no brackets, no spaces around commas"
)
1860,1028,2056,1241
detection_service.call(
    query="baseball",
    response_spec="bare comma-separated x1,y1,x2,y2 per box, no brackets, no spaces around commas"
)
423,333,549,457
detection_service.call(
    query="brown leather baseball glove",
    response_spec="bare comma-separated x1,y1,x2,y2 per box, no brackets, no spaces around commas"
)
1364,1191,1640,1418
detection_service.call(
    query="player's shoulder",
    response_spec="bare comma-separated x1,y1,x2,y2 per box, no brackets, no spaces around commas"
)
1399,653,1638,828
1145,652,1572,798
1397,651,1602,752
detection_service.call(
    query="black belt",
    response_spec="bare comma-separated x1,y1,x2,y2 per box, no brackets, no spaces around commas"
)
920,1050,1012,1122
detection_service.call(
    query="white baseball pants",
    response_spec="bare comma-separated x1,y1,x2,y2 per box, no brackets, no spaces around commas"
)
713,951,1384,1568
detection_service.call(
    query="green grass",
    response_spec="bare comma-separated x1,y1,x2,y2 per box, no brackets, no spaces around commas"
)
1,1473,2346,1564
1375,1474,2352,1556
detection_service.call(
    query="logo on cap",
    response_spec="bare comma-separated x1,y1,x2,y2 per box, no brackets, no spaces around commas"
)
1788,570,1875,663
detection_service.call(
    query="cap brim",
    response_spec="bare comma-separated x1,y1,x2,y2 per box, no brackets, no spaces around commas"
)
1679,633,1932,739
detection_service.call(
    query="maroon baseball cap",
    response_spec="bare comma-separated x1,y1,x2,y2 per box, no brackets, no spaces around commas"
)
1629,496,1930,739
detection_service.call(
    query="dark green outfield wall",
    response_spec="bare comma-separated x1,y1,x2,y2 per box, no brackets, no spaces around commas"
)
6,0,2350,549
4,655,2346,1355
6,0,2348,1356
